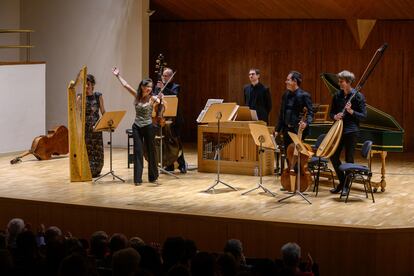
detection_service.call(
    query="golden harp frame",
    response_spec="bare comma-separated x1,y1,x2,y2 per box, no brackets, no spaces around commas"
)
67,66,92,181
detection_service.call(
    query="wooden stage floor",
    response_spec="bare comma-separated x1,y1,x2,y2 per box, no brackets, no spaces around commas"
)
1,145,414,229
2,145,414,275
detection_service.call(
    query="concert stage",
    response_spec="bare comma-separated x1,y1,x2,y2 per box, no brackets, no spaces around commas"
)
1,146,414,275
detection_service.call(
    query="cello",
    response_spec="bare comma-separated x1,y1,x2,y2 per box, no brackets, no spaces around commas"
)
10,125,69,164
280,108,313,192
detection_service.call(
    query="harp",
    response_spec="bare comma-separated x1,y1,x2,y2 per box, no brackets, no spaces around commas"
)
67,66,92,181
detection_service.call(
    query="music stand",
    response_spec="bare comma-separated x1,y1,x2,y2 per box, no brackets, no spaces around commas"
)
278,132,312,204
242,123,276,196
155,95,179,178
93,110,126,183
235,106,258,121
202,103,239,193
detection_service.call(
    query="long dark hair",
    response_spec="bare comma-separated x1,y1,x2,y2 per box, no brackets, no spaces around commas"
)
135,78,153,104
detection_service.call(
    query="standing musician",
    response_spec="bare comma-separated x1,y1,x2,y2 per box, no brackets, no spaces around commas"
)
112,67,163,185
78,74,105,178
329,70,367,195
275,71,313,167
243,68,272,124
154,67,187,173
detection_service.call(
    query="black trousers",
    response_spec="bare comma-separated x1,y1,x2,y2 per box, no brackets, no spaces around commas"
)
330,132,357,187
132,123,158,183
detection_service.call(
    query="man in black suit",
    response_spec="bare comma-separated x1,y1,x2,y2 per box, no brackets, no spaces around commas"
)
243,68,272,124
155,67,187,173
275,71,313,164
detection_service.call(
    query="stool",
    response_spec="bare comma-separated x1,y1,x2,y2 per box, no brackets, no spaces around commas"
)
126,129,133,168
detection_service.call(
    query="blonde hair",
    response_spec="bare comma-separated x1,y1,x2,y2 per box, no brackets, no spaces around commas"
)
337,70,355,83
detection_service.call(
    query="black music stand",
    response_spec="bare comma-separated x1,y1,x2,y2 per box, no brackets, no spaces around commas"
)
278,132,312,204
156,95,179,179
93,110,126,183
202,103,239,193
242,123,276,196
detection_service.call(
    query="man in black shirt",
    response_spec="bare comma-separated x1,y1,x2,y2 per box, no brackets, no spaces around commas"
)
275,71,313,161
155,67,187,173
243,68,272,124
329,70,367,195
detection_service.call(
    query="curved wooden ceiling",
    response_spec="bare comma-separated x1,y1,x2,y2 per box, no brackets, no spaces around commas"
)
150,0,414,20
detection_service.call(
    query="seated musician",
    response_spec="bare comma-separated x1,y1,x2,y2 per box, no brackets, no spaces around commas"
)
154,67,187,173
274,71,313,167
330,70,367,195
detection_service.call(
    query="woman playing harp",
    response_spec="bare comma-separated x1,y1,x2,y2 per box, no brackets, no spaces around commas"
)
79,74,106,177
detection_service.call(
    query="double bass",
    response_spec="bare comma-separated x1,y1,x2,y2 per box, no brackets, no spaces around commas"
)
147,54,180,167
10,125,69,164
280,108,313,192
153,54,167,127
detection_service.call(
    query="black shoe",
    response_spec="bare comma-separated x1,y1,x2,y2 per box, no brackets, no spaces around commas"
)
135,182,142,186
178,164,187,174
164,165,174,172
341,187,349,196
330,186,343,194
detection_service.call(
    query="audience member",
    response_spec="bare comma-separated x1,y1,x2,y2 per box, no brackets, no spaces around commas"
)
191,251,218,276
136,245,163,276
217,252,237,276
129,236,145,251
280,242,314,276
58,253,91,276
6,218,25,250
112,247,141,276
224,239,249,272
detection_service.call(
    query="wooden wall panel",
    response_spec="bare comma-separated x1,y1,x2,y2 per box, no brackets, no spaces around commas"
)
404,50,414,149
150,20,414,151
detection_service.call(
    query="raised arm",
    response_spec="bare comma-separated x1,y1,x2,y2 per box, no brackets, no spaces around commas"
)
112,67,137,98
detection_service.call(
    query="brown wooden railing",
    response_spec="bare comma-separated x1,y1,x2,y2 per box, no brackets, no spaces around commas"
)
0,29,34,62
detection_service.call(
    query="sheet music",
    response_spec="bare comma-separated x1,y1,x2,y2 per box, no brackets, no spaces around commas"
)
228,105,240,121
270,134,279,150
250,109,258,121
196,99,224,123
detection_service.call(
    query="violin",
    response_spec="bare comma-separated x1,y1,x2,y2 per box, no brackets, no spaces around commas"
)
10,125,69,164
280,107,313,192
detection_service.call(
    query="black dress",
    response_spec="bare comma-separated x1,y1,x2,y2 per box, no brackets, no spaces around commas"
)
85,92,104,177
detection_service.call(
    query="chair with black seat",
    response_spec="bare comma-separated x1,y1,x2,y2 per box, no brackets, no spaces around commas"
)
339,140,375,203
308,134,335,196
